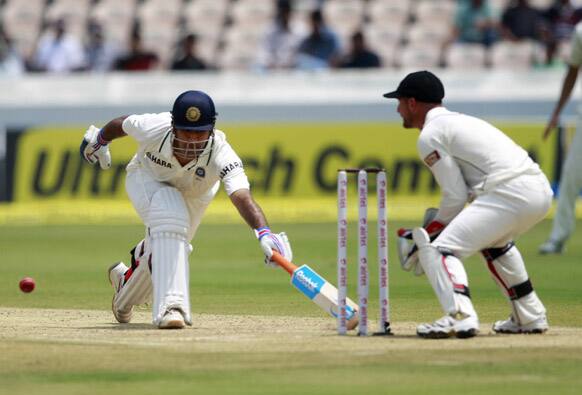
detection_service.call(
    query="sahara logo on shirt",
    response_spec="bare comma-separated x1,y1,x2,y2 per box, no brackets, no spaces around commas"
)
146,152,173,169
423,150,441,167
219,161,243,178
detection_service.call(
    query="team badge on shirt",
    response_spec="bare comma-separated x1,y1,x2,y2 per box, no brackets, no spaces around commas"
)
424,150,441,167
195,167,206,178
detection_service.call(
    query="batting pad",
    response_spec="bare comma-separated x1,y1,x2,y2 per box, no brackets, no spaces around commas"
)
147,187,193,326
114,240,152,313
151,232,192,325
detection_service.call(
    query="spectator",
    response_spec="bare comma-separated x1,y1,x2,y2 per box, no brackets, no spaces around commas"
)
500,0,545,42
0,26,24,76
114,30,159,72
542,0,582,64
32,18,86,73
440,0,498,66
296,9,341,70
338,30,381,69
448,0,498,47
256,0,303,70
85,21,119,72
171,33,207,71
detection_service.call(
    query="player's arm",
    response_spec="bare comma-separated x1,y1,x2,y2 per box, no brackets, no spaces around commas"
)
99,116,129,141
229,188,268,229
219,145,292,267
229,188,293,267
417,136,468,225
545,27,582,140
79,116,128,169
543,65,579,140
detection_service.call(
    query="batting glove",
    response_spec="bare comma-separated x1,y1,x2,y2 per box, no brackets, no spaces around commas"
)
256,227,293,268
80,125,112,170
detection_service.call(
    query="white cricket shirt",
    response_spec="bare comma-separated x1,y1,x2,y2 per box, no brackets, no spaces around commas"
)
418,107,542,224
122,112,250,197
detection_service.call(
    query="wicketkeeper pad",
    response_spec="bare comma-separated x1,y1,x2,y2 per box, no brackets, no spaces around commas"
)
413,228,477,319
482,243,546,325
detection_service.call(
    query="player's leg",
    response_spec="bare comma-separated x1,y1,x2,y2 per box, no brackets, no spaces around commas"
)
482,244,548,333
439,174,551,334
107,169,166,323
413,228,479,339
148,187,193,329
540,126,582,254
108,238,152,323
183,182,219,241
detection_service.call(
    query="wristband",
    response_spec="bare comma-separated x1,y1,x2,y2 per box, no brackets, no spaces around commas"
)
96,129,111,147
254,227,271,240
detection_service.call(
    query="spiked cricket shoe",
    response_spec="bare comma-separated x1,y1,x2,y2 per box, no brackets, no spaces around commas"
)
493,315,549,334
108,262,132,323
417,314,479,339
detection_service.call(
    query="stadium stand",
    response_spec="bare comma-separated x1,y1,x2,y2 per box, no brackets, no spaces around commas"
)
2,0,582,73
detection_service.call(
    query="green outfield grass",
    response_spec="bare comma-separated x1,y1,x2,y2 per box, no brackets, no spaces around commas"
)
0,219,581,395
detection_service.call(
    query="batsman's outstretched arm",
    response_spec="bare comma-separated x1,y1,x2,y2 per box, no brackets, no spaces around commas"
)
229,189,293,267
229,188,268,229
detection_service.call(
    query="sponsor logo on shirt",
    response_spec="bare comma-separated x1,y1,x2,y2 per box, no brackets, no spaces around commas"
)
219,161,243,178
146,152,172,169
423,150,441,167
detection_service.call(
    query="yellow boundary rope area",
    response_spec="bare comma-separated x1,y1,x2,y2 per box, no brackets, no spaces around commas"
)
0,197,577,226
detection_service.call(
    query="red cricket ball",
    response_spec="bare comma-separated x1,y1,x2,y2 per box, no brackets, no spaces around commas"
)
19,277,35,293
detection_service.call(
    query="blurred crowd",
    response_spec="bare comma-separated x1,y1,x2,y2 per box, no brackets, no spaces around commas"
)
1,0,582,76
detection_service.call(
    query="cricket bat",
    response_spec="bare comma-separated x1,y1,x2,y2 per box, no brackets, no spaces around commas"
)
271,251,359,330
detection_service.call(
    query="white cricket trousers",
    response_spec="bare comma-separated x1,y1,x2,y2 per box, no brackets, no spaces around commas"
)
435,172,553,257
125,167,218,324
548,124,582,242
125,167,218,241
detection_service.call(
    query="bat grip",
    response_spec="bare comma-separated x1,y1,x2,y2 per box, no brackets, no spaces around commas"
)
271,251,297,275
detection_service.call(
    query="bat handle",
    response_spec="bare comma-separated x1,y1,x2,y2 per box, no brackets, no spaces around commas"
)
271,251,298,275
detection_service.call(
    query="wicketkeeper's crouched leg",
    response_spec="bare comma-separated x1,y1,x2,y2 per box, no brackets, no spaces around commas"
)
413,228,479,338
482,243,548,333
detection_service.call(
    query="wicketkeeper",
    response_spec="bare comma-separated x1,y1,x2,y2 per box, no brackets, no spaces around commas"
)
80,90,292,329
386,71,552,339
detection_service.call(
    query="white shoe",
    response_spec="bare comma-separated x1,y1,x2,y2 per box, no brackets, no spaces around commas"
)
538,239,564,255
493,315,549,334
108,262,132,324
158,309,185,329
417,314,479,339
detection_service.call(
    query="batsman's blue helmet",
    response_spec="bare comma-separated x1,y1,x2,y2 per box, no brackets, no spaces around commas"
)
172,90,217,131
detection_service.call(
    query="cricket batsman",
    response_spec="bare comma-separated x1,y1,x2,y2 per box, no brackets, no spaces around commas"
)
80,90,292,329
386,71,552,338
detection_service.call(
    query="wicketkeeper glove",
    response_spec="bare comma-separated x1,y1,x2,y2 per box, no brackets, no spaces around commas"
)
80,125,112,170
256,227,293,268
397,208,444,276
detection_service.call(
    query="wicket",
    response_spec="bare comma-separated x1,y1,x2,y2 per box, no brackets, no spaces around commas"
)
337,168,391,336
